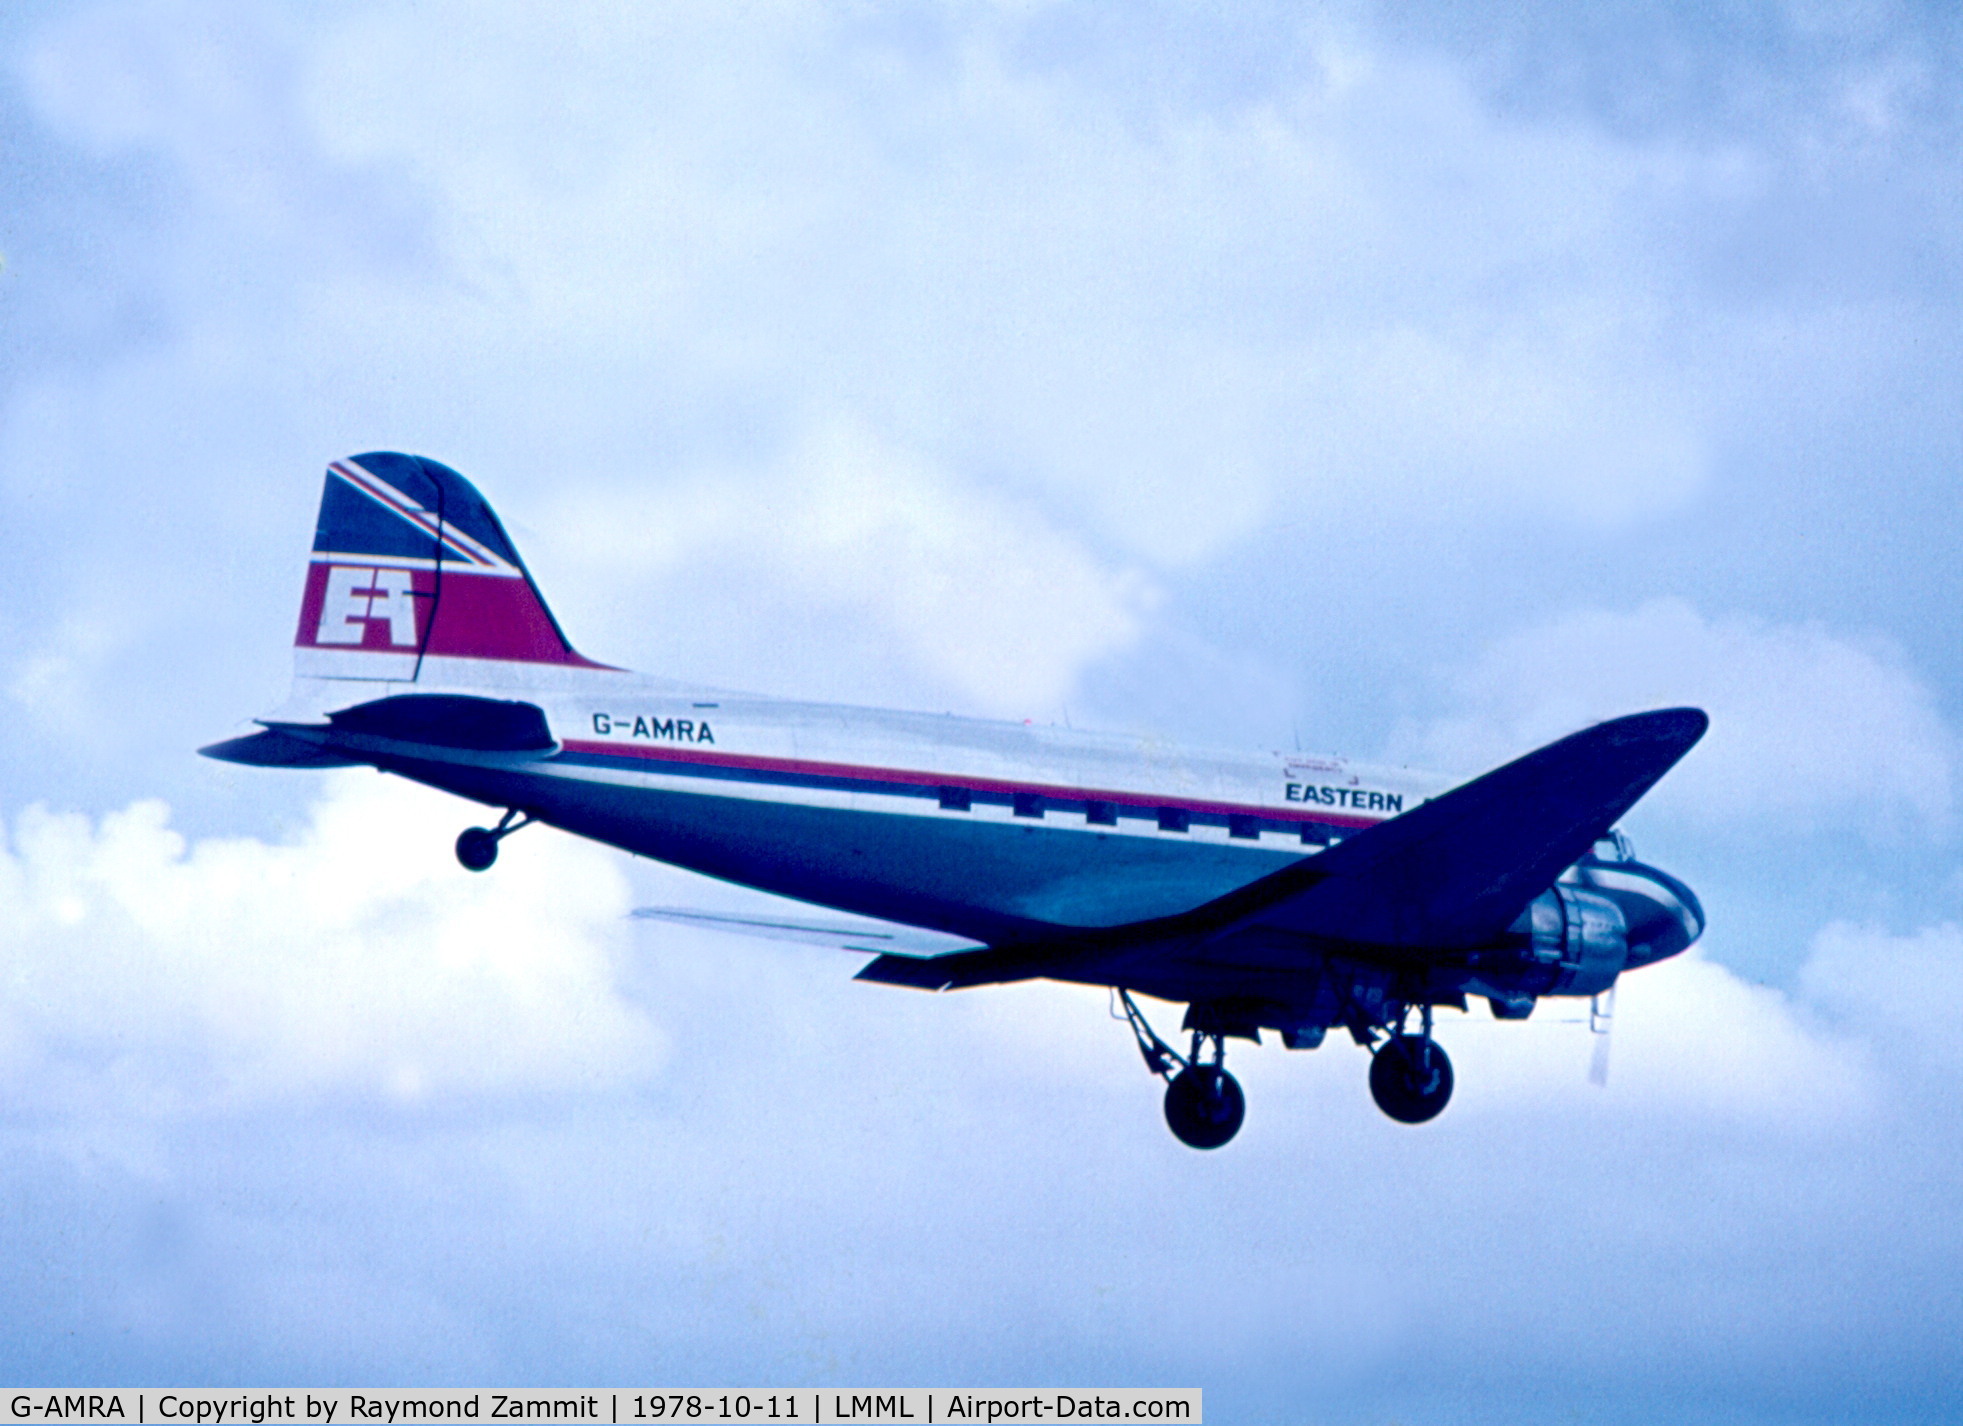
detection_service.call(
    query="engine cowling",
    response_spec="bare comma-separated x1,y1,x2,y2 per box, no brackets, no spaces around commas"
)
1524,885,1629,997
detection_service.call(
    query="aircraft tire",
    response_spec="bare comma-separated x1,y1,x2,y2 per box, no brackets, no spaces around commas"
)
1369,1034,1453,1124
456,827,499,872
1163,1066,1246,1149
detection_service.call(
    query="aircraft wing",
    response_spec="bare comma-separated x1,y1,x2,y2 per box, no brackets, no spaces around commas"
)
853,707,1708,989
1186,706,1709,951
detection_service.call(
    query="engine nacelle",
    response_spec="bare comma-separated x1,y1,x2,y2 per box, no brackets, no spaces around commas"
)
1524,885,1629,997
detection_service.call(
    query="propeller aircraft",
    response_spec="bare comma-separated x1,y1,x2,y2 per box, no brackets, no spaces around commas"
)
204,454,1707,1147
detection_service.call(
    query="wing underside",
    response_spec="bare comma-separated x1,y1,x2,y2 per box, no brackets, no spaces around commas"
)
853,708,1709,993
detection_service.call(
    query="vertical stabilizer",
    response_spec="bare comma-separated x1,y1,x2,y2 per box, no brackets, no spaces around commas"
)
294,453,606,682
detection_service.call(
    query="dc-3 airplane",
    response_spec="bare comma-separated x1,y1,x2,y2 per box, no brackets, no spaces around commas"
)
204,454,1707,1148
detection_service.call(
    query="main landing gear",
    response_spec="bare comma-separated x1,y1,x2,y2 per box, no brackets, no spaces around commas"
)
455,807,535,872
1119,992,1457,1139
1118,991,1246,1149
1367,1002,1454,1124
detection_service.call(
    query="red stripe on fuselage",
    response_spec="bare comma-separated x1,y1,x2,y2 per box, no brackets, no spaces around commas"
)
554,738,1383,829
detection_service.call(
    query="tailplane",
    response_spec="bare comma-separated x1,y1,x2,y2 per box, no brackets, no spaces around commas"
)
295,452,606,680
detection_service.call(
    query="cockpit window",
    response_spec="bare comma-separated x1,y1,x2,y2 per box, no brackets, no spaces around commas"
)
1592,830,1636,862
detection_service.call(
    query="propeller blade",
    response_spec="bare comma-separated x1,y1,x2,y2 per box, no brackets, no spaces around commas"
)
1588,986,1616,1087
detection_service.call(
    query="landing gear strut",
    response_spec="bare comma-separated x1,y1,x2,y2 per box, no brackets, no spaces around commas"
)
1368,1002,1454,1124
1117,991,1246,1149
455,807,534,872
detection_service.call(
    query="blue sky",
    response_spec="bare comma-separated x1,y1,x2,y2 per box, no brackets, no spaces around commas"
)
2,2,1961,1419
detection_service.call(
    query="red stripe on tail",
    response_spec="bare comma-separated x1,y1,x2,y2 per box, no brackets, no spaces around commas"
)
295,560,609,667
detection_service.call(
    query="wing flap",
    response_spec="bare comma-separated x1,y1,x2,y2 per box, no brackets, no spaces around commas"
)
854,944,1059,991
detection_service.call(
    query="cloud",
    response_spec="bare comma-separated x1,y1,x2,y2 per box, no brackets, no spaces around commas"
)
0,769,1957,1407
6,608,125,732
11,0,1727,582
6,0,1938,778
544,418,1157,714
17,0,429,286
0,759,1876,1135
4,2,1963,1410
1404,597,1956,839
1434,947,1872,1130
0,771,661,1113
1800,920,1963,1077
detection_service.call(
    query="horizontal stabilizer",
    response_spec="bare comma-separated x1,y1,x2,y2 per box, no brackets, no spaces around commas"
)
199,729,360,769
1196,708,1708,951
325,694,556,752
631,907,985,957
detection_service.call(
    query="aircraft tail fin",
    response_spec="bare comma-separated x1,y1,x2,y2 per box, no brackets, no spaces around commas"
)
293,453,610,682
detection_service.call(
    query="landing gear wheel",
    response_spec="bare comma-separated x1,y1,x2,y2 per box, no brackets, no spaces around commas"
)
455,827,499,872
455,809,535,872
1163,1066,1246,1149
1369,1034,1454,1124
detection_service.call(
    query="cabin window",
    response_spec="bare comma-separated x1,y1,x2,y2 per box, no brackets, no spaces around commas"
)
938,786,972,811
1085,800,1117,826
1157,807,1189,833
1229,814,1261,840
1013,792,1044,819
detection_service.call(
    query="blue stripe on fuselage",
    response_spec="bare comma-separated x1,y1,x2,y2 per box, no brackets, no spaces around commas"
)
552,744,1359,842
384,755,1308,939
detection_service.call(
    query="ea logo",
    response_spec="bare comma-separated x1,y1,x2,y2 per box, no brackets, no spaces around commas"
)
317,565,419,646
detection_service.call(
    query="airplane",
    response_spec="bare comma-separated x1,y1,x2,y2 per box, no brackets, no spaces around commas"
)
203,453,1707,1148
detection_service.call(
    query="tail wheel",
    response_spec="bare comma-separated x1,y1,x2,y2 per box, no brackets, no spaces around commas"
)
456,808,535,872
1163,1065,1246,1149
1369,1034,1454,1124
455,827,499,872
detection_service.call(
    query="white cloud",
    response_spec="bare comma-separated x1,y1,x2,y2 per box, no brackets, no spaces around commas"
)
15,0,1726,580
1406,598,1956,838
1432,946,1874,1128
1800,920,1963,1075
6,3,1963,1405
0,753,1880,1136
18,1,427,308
0,769,1954,1398
6,609,124,730
545,418,1157,714
0,772,661,1112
